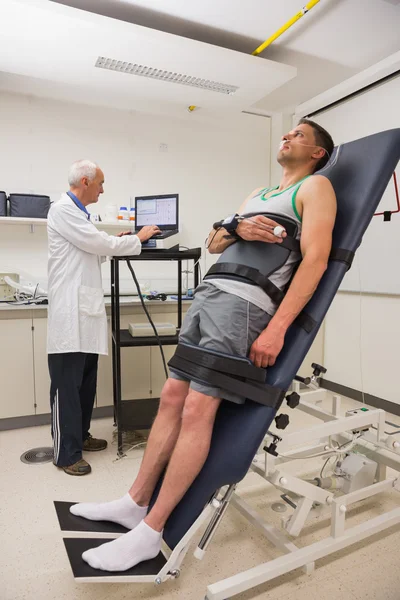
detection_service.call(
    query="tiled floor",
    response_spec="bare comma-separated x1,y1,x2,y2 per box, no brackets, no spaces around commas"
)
1,393,400,600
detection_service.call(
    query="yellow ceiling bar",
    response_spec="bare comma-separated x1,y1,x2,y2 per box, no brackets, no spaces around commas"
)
252,0,321,56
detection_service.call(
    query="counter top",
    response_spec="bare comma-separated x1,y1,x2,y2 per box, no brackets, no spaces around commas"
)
0,295,192,317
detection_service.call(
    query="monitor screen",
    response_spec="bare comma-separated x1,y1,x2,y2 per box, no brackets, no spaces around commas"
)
135,194,178,230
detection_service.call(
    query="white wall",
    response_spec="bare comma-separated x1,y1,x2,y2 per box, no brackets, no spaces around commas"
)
302,75,400,405
0,91,270,292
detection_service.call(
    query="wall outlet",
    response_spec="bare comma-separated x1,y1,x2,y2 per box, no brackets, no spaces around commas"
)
159,143,168,152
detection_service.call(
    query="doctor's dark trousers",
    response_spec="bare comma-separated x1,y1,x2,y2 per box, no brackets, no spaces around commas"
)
48,352,99,466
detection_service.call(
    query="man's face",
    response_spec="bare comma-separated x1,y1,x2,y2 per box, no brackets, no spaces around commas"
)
84,168,104,204
277,123,323,168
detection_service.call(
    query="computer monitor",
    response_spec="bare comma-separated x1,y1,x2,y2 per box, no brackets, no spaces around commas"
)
135,194,179,231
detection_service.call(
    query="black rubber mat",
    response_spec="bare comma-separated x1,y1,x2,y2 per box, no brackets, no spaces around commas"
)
63,538,167,578
54,501,128,534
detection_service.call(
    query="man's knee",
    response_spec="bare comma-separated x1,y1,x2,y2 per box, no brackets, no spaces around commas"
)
158,378,189,414
182,389,220,427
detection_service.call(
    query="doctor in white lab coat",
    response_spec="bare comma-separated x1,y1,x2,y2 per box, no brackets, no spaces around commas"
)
47,159,159,476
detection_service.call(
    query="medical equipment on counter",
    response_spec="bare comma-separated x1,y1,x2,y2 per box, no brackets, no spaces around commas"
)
89,213,101,223
3,274,47,303
146,292,167,301
0,272,20,300
128,322,177,337
118,206,129,221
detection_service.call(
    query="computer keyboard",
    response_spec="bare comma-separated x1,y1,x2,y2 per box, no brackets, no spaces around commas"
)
152,229,177,238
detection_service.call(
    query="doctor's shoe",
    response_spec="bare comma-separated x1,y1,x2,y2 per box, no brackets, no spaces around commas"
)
83,434,108,452
62,459,92,476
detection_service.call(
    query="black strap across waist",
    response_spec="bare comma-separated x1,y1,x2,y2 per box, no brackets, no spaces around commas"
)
205,263,317,333
205,263,286,305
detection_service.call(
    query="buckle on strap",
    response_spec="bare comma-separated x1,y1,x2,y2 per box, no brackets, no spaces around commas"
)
168,353,285,408
205,263,285,305
174,343,266,382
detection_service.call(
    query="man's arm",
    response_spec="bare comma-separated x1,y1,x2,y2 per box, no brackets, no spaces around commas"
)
249,176,337,368
49,204,159,257
207,187,286,254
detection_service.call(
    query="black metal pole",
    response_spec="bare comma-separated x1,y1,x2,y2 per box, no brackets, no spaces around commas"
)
194,252,200,288
114,258,123,456
177,259,182,330
111,259,117,426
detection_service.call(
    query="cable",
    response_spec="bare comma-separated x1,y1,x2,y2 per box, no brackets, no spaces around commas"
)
192,256,202,282
279,449,338,460
320,439,340,477
320,454,338,478
356,257,366,405
279,433,362,462
126,260,169,379
374,172,399,218
180,247,203,288
1,295,48,305
319,435,363,477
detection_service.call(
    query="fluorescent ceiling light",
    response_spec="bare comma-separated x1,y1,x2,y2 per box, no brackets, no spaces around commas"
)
95,56,239,95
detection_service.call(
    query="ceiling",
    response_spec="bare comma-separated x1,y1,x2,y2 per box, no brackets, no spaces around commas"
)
0,0,297,120
0,0,399,119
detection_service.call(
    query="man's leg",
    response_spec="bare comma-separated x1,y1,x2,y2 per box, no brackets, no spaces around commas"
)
81,388,220,571
80,353,109,452
80,353,99,444
145,389,221,531
70,377,189,529
48,353,86,468
128,378,190,505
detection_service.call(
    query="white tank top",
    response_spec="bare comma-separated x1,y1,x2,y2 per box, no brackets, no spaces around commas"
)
208,177,308,315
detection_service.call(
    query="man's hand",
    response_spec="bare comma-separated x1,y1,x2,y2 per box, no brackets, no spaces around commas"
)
236,215,287,243
116,231,132,237
249,326,285,368
136,225,161,242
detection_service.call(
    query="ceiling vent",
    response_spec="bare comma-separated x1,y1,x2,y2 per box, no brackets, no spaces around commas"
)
95,56,239,95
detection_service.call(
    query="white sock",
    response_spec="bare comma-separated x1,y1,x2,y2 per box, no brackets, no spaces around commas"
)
69,493,148,530
82,520,162,571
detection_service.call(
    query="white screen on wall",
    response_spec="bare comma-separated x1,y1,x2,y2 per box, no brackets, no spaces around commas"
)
312,75,400,294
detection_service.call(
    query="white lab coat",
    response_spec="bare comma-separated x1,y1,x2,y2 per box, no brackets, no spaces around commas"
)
47,193,142,355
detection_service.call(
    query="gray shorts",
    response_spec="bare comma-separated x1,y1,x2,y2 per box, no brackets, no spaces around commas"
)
170,282,271,403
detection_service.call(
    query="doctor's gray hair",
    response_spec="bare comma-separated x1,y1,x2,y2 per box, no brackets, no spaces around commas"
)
68,159,98,187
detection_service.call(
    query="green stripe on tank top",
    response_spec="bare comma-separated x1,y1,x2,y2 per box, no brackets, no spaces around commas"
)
291,176,311,222
260,175,310,202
